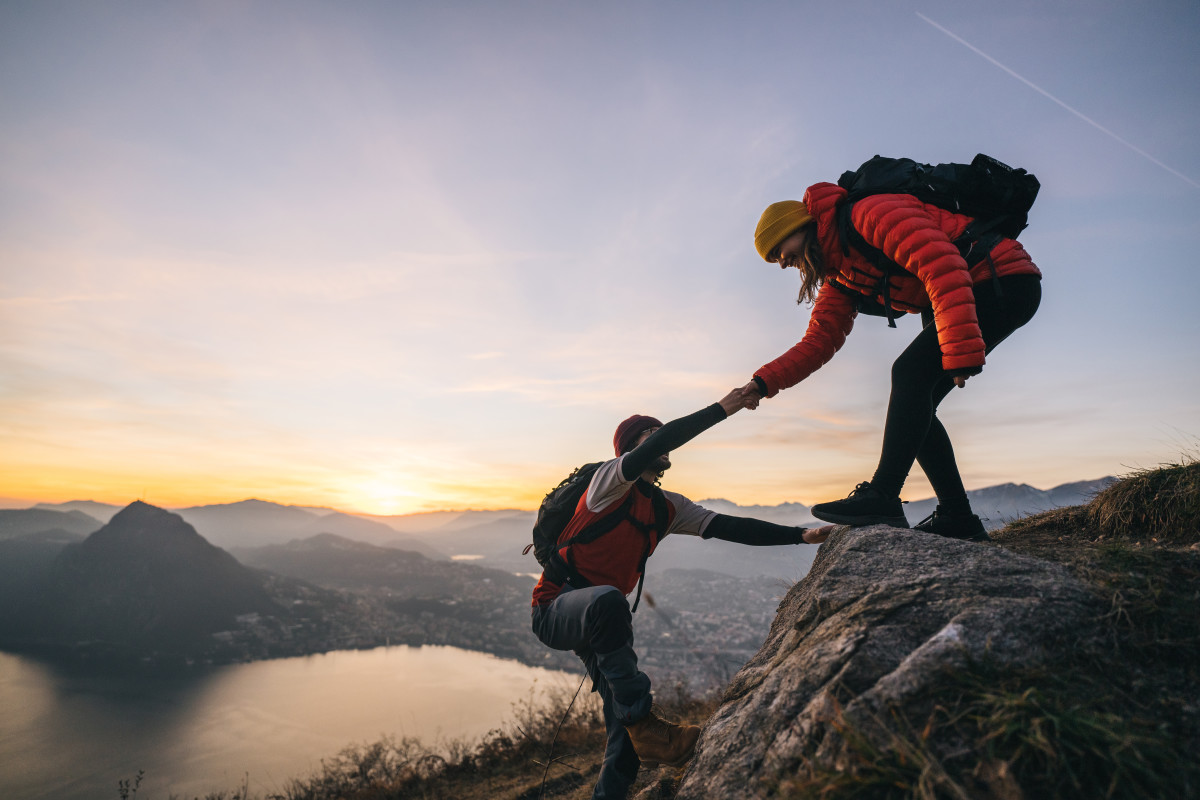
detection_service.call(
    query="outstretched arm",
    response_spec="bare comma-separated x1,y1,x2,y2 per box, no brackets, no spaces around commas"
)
619,388,753,481
703,514,842,545
749,282,858,399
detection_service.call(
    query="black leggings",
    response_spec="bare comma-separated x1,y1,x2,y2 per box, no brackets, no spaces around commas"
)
869,275,1042,511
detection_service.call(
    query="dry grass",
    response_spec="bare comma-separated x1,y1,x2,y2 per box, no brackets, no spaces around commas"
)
777,663,1195,800
271,679,607,800
1001,458,1200,549
249,677,717,800
1085,459,1200,545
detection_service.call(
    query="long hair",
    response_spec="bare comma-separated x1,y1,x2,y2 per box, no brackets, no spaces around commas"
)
795,224,826,305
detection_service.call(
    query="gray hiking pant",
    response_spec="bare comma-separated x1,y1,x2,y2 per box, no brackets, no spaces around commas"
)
531,584,651,800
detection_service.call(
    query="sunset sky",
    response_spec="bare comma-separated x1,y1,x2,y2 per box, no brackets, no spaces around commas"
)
2,1,1198,515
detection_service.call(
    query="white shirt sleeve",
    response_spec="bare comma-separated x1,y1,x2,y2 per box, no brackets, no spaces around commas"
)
661,489,717,537
584,456,635,513
584,456,716,536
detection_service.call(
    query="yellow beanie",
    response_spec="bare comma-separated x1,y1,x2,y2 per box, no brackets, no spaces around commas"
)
754,200,814,261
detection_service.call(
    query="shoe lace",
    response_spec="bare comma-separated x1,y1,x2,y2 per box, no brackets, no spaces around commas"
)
915,504,949,529
638,709,681,740
846,482,906,506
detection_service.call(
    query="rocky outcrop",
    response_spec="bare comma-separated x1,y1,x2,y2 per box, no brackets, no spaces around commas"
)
674,525,1105,799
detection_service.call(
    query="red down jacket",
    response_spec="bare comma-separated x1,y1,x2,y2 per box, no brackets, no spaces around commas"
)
754,182,1041,397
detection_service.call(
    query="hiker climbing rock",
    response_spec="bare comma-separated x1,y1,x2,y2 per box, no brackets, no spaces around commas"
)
743,155,1043,542
529,387,842,799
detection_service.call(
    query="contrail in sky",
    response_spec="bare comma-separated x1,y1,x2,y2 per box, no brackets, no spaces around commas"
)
917,12,1200,189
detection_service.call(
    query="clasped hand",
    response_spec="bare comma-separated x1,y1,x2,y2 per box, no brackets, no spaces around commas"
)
719,384,763,416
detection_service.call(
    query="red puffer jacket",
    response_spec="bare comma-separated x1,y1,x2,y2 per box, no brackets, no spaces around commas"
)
754,182,1041,396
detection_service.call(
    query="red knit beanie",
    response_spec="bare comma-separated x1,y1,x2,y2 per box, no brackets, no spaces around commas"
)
613,414,663,456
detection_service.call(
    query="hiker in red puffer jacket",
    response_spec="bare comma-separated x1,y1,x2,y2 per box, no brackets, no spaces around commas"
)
742,181,1042,542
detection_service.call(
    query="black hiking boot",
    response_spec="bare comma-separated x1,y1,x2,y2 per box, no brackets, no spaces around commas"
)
810,482,908,527
913,506,991,542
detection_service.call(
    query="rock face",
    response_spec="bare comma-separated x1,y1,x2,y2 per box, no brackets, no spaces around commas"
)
674,525,1104,800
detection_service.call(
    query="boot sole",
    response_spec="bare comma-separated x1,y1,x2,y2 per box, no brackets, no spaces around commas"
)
811,509,908,528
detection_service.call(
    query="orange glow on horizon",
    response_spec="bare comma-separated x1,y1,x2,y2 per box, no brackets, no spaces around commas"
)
0,464,551,515
1,458,894,516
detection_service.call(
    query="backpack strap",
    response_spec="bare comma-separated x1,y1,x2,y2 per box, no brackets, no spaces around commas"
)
836,200,901,328
555,488,638,590
553,486,646,590
627,485,669,613
957,226,1005,303
555,482,668,613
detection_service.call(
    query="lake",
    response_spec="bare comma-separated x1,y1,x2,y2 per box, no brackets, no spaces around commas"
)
0,646,576,800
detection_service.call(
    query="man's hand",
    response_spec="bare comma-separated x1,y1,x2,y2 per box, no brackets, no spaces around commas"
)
953,375,969,389
801,524,847,544
719,386,759,416
739,380,762,409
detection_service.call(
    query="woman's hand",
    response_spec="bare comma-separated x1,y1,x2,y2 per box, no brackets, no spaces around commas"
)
739,381,762,409
719,386,759,416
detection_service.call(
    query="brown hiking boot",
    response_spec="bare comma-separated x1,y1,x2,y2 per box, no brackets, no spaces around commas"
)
624,708,701,767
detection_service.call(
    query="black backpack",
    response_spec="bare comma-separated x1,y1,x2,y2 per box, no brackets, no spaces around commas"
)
834,154,1040,326
523,462,666,611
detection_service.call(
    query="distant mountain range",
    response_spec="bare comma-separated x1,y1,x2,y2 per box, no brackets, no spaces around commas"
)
0,502,280,656
231,532,531,596
9,477,1116,582
0,476,1120,677
0,502,572,670
0,507,107,539
902,478,1116,530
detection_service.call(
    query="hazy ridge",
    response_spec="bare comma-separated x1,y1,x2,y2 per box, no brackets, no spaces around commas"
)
0,475,1117,683
14,475,1115,572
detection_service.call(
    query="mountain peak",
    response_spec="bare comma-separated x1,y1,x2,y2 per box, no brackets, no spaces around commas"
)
79,501,219,564
105,500,200,534
36,502,278,651
231,498,282,508
114,499,172,519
